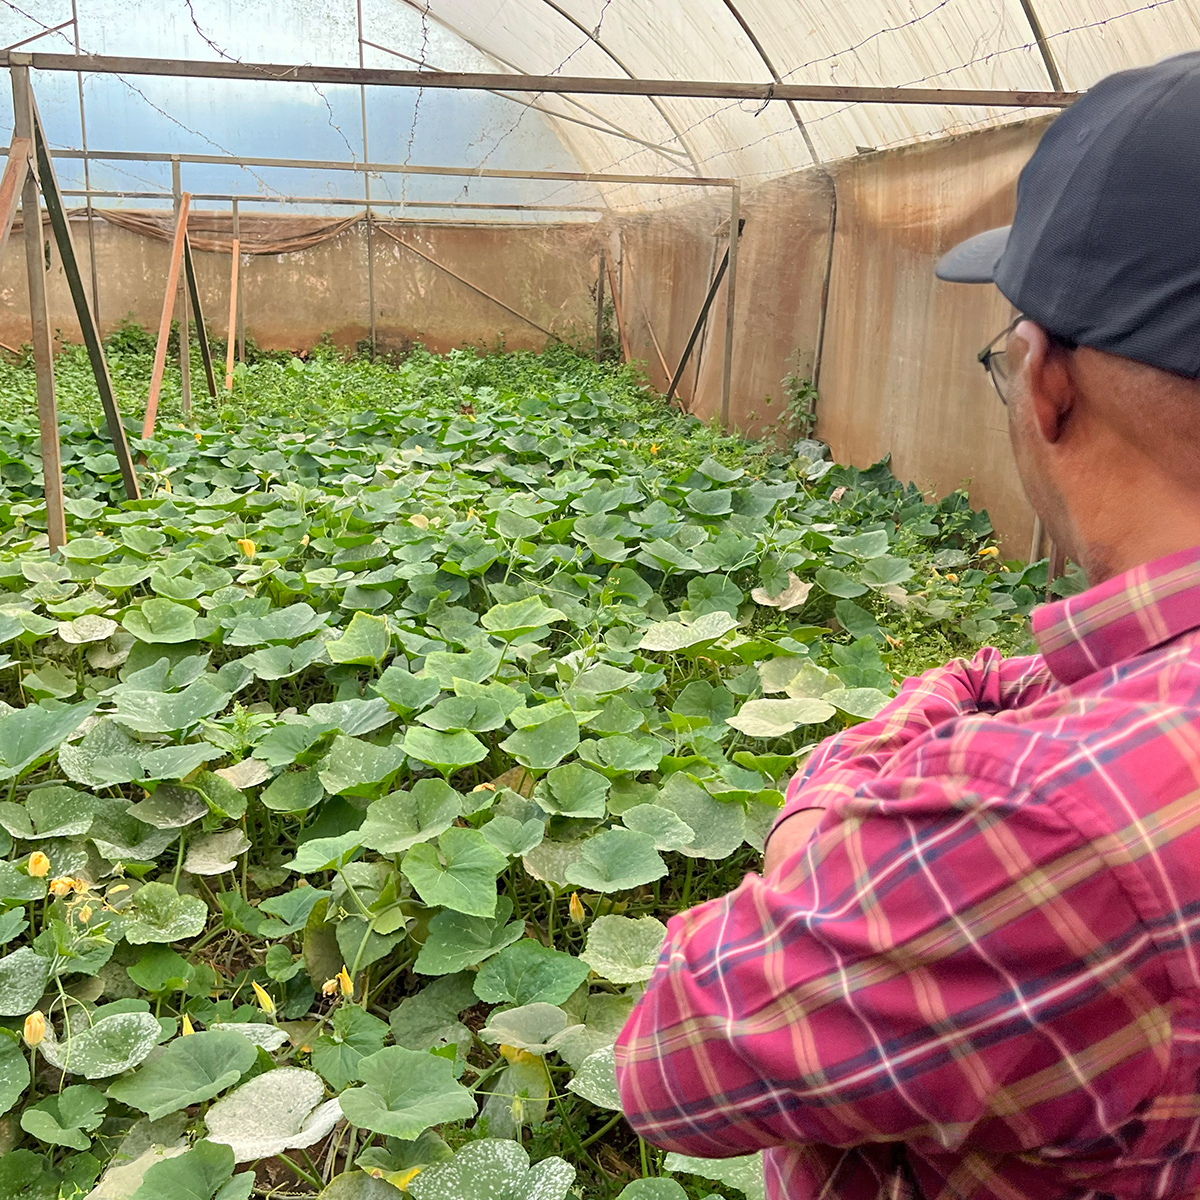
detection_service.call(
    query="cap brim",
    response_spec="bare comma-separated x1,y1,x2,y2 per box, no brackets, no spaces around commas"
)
935,226,1011,283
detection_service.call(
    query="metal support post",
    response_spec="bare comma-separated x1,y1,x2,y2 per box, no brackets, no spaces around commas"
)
11,66,65,552
595,248,605,361
183,236,217,397
667,227,739,402
172,158,191,416
720,184,740,430
225,238,239,390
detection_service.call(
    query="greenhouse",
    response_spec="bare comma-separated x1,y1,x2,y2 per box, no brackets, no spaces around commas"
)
0,3,1195,1198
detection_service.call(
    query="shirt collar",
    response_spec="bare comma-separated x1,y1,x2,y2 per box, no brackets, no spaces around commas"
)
1032,545,1200,685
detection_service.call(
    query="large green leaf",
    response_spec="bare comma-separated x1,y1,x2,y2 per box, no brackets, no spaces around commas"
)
318,735,407,797
533,762,609,819
407,1139,574,1200
500,713,580,771
113,680,231,734
0,700,96,781
360,780,461,854
581,915,667,984
20,1084,106,1150
129,1138,254,1200
122,882,208,944
663,1152,765,1200
414,896,525,976
39,1011,162,1078
337,1046,476,1138
402,828,507,917
565,828,666,893
205,1067,343,1161
726,697,836,737
0,947,50,1015
0,1033,29,1116
107,1031,258,1120
326,613,392,665
638,611,738,652
122,599,200,644
473,939,591,1007
401,728,488,773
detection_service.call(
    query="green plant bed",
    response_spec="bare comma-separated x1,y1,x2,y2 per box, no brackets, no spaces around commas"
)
0,333,1063,1199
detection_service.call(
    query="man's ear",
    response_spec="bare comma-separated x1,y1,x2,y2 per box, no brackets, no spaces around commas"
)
1014,320,1075,444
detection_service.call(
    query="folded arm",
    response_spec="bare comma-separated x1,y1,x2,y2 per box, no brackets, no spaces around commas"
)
616,748,1161,1161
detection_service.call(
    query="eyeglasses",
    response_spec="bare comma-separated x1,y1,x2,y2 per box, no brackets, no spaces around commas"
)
977,314,1023,405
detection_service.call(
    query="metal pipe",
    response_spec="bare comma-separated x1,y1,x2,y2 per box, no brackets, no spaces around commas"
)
1018,0,1064,92
2,51,1080,108
356,0,376,359
666,236,733,403
21,145,734,188
232,197,243,363
57,188,606,212
720,0,820,165
720,185,740,430
811,170,838,401
69,0,100,322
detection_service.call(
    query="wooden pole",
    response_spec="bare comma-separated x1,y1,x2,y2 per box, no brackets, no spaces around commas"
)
172,160,191,417
143,191,191,439
720,184,740,430
30,102,139,500
594,248,605,362
0,138,32,269
232,198,244,363
225,237,239,390
605,258,629,363
11,66,65,552
183,235,217,397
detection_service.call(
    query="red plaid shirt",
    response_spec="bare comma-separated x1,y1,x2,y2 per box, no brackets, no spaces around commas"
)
616,546,1200,1200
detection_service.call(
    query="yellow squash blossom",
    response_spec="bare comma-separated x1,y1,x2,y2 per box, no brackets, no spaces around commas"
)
251,980,275,1015
181,1013,196,1035
568,892,586,924
23,1011,45,1048
27,852,49,878
237,537,256,560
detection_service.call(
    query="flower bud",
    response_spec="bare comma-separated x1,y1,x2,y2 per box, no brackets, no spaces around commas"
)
23,1011,45,1048
337,967,354,999
78,904,93,923
251,980,275,1016
321,977,340,997
237,537,256,560
568,892,586,924
27,852,49,878
181,1013,195,1036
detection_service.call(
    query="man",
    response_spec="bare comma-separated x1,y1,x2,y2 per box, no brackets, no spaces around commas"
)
616,52,1200,1200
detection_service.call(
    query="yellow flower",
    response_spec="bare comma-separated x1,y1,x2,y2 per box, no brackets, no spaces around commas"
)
251,980,275,1016
946,573,959,583
78,904,93,923
27,852,49,878
978,546,1000,557
321,977,340,997
650,444,660,455
49,877,75,898
568,892,586,924
22,1011,45,1048
237,537,256,560
194,432,202,443
181,1013,195,1036
337,967,354,999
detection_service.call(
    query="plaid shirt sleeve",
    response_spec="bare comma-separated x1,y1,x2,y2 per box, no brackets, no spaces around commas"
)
614,655,1168,1162
774,648,1056,831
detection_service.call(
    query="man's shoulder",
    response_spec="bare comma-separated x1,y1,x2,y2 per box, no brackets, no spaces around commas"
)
922,632,1200,814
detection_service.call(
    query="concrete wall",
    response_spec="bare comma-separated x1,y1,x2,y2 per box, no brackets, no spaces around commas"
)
0,216,603,356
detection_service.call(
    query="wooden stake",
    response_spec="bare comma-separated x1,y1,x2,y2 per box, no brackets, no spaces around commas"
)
172,162,191,418
11,67,64,551
0,137,31,269
144,191,191,439
594,248,605,362
225,237,239,390
605,258,629,363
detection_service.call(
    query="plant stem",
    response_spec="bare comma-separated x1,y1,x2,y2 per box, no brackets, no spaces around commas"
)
274,1154,324,1190
579,1110,624,1148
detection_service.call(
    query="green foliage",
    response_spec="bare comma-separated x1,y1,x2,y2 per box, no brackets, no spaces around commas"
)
0,335,1038,1198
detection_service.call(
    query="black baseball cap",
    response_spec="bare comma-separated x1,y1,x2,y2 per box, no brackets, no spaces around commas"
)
936,51,1200,380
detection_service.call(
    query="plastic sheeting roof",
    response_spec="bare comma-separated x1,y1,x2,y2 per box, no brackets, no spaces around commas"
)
385,0,1200,205
5,0,1200,212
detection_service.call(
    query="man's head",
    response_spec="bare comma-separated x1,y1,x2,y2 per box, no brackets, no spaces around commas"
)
937,53,1200,583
